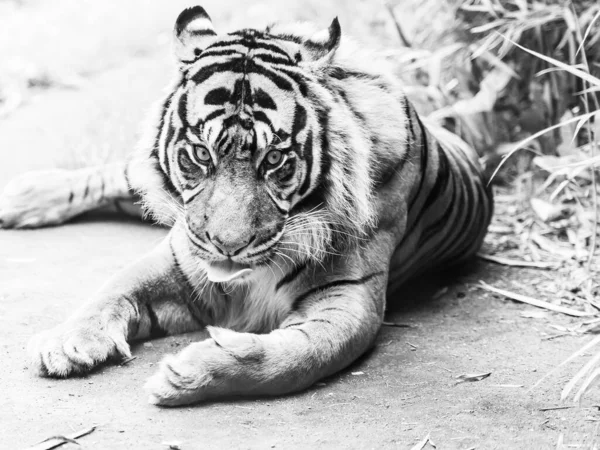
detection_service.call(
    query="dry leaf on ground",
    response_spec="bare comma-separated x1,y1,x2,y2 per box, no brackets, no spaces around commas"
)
455,372,492,384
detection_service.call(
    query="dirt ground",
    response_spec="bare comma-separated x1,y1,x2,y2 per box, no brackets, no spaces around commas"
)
2,1,600,449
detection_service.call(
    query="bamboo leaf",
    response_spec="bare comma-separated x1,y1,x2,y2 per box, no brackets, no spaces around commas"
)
572,114,597,144
536,65,586,77
487,110,600,184
410,434,431,450
561,350,600,401
576,86,600,95
576,9,600,56
530,335,600,392
455,372,492,384
497,32,600,87
574,368,600,403
471,20,506,34
479,282,595,317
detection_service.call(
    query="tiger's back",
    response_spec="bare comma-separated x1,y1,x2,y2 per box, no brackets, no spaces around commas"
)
234,22,494,295
387,110,494,292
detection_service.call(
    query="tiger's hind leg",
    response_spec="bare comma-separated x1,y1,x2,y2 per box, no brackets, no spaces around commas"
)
0,162,141,228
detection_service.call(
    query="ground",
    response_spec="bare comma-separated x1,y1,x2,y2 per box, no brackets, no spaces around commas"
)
1,1,600,449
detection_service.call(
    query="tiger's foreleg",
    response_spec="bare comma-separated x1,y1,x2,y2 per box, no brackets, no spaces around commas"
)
0,161,139,228
27,235,202,377
144,240,391,406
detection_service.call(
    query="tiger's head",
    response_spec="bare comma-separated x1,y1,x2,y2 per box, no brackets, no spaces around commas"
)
138,6,376,282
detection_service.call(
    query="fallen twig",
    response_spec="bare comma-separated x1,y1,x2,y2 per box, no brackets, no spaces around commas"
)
478,253,559,269
489,384,523,388
410,433,432,450
479,281,595,318
563,349,600,402
539,405,575,412
120,356,137,366
529,233,576,260
542,333,573,341
27,426,96,450
455,372,492,385
530,335,600,393
382,321,413,328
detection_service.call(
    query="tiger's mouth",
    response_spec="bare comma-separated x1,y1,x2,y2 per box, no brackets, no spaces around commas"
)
204,260,253,283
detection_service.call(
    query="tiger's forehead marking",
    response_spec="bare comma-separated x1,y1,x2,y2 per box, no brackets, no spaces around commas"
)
183,31,304,157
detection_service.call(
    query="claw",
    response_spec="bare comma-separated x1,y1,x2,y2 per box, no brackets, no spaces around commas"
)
28,324,129,378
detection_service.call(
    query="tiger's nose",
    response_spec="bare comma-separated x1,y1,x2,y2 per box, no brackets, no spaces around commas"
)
206,232,255,256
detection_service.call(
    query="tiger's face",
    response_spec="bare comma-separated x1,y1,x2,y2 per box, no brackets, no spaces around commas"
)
155,7,342,282
176,66,306,280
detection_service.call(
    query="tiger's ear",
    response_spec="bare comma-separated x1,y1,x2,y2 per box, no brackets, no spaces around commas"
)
301,18,341,64
173,6,217,63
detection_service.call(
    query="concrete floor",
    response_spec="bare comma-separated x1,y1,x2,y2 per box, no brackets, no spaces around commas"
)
1,1,599,448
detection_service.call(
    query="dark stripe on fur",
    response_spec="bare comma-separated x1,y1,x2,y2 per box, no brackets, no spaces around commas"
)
169,238,195,290
185,227,213,253
297,131,313,196
189,29,217,37
83,177,90,199
254,88,277,110
291,271,384,310
327,67,383,84
405,143,451,238
122,295,141,339
100,174,107,200
151,91,176,160
291,328,310,340
146,303,168,338
306,318,334,325
198,48,243,60
203,108,227,123
152,159,180,199
276,262,308,291
335,87,366,123
178,91,189,127
317,306,346,313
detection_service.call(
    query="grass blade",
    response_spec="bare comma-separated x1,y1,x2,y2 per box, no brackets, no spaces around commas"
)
497,32,600,87
574,368,600,403
576,9,600,56
530,335,600,392
479,281,595,317
487,110,600,184
561,349,600,400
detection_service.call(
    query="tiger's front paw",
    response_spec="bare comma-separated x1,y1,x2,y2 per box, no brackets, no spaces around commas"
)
144,327,264,406
0,169,83,228
27,321,130,377
144,339,218,406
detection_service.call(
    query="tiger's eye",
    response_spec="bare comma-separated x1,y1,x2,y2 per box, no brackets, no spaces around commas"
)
266,150,283,166
194,146,211,163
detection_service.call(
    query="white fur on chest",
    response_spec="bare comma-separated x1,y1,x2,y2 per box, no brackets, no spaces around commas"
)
209,267,293,333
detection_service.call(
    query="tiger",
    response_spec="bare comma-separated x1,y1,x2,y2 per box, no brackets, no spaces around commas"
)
0,6,493,406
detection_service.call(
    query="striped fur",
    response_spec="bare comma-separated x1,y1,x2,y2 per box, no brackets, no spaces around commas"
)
131,9,492,291
20,6,492,405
